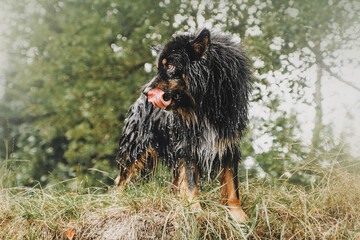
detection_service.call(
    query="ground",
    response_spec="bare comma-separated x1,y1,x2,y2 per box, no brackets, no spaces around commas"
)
1,164,360,239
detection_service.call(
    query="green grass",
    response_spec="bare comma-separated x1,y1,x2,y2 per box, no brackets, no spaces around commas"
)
1,163,360,239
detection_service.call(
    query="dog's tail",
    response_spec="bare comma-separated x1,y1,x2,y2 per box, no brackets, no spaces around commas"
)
115,94,170,187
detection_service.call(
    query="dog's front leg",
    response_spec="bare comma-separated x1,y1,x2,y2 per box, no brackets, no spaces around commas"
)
172,159,202,210
219,158,249,222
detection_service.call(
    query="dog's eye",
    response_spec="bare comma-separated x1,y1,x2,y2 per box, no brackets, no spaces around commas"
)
167,65,175,71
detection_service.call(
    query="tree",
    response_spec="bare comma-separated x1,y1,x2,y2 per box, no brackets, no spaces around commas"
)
1,0,181,186
2,0,357,187
259,0,360,149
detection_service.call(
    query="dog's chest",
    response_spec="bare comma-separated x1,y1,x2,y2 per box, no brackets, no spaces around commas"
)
197,118,227,170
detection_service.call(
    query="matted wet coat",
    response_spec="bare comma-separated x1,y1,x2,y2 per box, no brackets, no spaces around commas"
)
115,29,252,222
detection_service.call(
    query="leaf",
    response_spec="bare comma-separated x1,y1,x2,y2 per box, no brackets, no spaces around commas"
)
66,229,75,240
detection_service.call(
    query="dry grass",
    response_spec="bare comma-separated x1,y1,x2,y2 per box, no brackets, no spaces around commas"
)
1,163,360,239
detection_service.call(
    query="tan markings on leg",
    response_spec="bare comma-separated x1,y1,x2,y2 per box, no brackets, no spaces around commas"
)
220,167,249,222
174,161,201,210
115,156,137,190
115,148,158,190
114,175,121,186
172,173,180,195
150,148,158,174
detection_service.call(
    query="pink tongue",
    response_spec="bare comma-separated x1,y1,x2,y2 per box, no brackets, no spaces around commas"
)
147,89,171,108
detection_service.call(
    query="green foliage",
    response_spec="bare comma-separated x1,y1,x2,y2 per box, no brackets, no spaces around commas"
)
0,0,358,187
1,0,181,187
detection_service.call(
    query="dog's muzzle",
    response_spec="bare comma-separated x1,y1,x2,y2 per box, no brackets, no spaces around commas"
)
147,89,171,108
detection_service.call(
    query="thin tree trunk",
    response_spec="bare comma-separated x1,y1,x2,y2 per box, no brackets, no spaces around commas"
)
312,60,323,149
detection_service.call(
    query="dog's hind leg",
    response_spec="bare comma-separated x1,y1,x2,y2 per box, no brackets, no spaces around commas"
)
172,160,202,210
114,156,136,190
115,148,158,190
219,151,249,222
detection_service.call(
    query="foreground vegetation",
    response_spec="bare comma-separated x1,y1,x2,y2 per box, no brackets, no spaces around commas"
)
1,1,359,238
1,162,359,239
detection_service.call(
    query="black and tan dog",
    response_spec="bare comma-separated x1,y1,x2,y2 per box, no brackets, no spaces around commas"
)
115,29,252,222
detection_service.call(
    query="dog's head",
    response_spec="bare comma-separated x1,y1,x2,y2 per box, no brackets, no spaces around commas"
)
143,29,210,112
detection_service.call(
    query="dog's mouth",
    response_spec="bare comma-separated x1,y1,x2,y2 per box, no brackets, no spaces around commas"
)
147,89,172,109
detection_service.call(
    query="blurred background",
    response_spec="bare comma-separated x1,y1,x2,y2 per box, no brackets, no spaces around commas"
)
0,0,359,188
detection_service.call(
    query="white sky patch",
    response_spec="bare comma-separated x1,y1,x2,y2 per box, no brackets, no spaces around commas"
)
144,63,152,73
173,14,188,28
248,42,360,157
187,16,197,31
248,5,257,15
231,34,241,44
253,134,275,153
286,7,299,18
244,156,267,178
321,64,360,156
0,7,8,100
252,57,265,68
145,32,162,41
269,37,284,51
243,156,255,169
110,43,123,53
0,72,5,99
249,101,270,119
245,25,262,37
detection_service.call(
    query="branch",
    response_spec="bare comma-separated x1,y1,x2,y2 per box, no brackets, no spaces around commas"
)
322,63,360,93
305,39,360,92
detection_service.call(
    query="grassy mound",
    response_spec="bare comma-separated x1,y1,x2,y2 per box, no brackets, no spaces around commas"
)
1,165,360,239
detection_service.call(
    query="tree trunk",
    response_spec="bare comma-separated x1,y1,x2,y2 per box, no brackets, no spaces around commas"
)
312,59,323,149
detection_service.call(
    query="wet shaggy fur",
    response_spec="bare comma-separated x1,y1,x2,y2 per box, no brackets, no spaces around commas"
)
115,29,252,220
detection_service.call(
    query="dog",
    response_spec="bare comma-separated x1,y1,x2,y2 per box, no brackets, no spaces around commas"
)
115,29,252,222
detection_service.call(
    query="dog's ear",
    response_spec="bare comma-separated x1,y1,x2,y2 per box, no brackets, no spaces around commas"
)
150,45,162,56
187,28,210,61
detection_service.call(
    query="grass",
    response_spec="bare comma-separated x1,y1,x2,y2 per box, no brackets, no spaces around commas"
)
1,162,360,239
